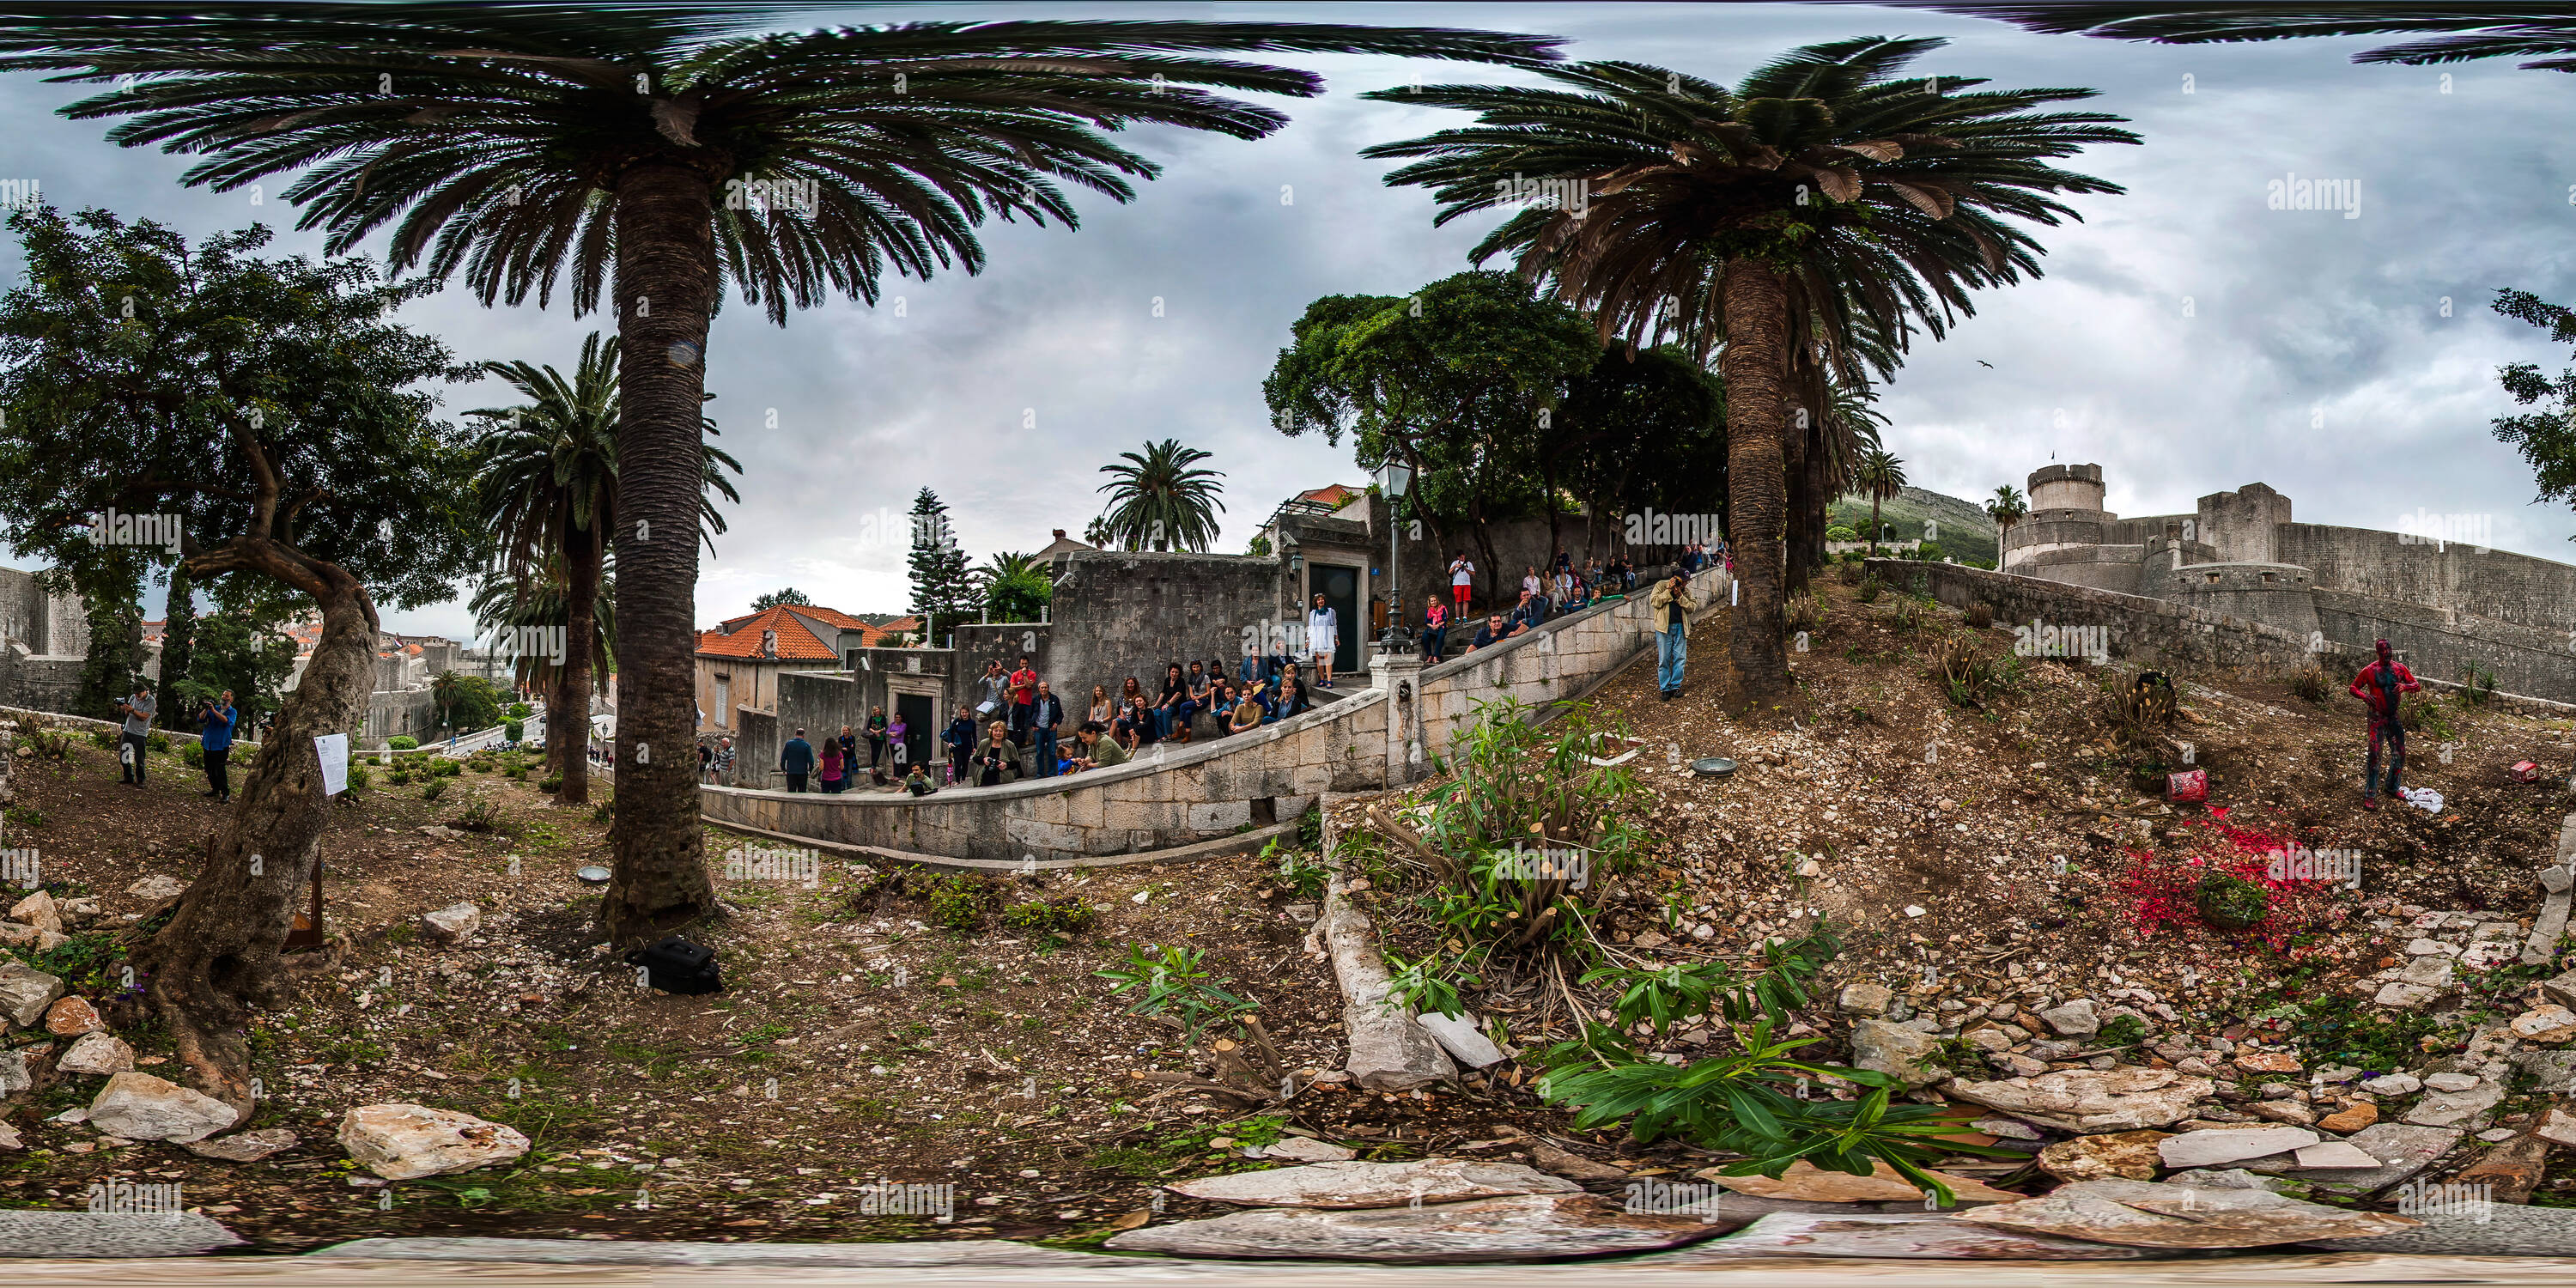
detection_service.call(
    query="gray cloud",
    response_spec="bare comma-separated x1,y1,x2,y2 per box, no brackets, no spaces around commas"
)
5,3,2572,641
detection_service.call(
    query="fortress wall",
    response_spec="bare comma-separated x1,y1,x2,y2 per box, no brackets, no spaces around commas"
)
2312,589,2576,704
2275,524,2576,635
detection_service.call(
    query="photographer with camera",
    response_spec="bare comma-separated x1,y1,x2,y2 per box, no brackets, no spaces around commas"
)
197,689,238,803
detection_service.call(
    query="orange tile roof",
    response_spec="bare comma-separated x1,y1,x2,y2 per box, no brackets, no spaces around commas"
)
696,603,886,661
1298,483,1365,508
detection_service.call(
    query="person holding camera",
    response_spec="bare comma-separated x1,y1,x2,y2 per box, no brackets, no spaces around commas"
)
197,690,238,802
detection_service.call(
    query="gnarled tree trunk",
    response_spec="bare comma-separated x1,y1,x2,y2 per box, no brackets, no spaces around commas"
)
136,547,375,1118
1720,258,1792,705
599,161,720,945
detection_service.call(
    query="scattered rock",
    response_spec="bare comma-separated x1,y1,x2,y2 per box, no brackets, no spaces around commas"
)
2244,1102,2318,1127
2234,1051,2301,1075
1699,1159,2022,1206
2453,1133,2552,1204
2423,1072,2482,1093
0,962,65,1028
42,995,102,1037
2397,956,2456,988
1681,1212,2144,1261
2510,1005,2576,1044
1413,1012,1506,1069
0,1210,244,1257
1529,1143,1627,1182
2301,1124,2464,1195
2543,969,2576,1011
1959,1179,2418,1249
185,1127,299,1163
2291,1141,2380,1169
124,874,187,902
1838,983,1893,1018
2535,1103,2576,1147
1105,1193,1724,1261
1847,1019,1946,1089
1946,1066,2215,1133
0,1121,17,1150
1165,1159,1577,1210
1258,1136,1357,1163
338,1103,530,1180
55,1030,134,1077
1972,1117,2043,1141
2402,1083,2503,1128
2162,1169,2299,1193
2360,1072,2421,1096
2316,1103,2379,1133
0,1049,29,1097
419,902,481,945
2374,982,2439,1010
2039,1131,2168,1183
2038,999,2099,1039
2303,1204,2576,1256
87,1072,240,1143
6,889,61,933
2157,1127,2320,1170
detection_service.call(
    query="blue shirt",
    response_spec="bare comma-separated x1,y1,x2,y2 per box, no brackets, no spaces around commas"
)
200,703,236,752
781,738,815,773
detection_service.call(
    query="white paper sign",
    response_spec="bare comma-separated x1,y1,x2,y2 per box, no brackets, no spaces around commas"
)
314,733,349,797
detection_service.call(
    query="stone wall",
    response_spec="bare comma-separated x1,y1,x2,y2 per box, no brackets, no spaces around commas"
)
2196,483,2294,564
2151,562,2324,641
2275,523,2576,636
2312,589,2576,704
1048,550,1280,708
1868,558,2321,677
699,563,1735,860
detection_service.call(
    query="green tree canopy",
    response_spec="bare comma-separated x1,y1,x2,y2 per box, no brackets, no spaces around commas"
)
1096,440,1227,552
751,587,811,611
2492,289,2576,541
906,489,975,642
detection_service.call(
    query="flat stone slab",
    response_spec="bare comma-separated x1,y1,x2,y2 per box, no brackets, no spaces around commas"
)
0,1211,244,1258
1700,1159,2023,1205
319,1236,1113,1267
2287,1128,2463,1195
2158,1127,2319,1169
1167,1159,1577,1209
1958,1179,2419,1249
1945,1066,2214,1133
2403,1083,2505,1127
1675,1212,2147,1260
2301,1205,2576,1256
1104,1193,1724,1262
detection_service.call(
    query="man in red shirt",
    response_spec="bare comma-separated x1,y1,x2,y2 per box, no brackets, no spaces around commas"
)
2347,638,2421,811
1007,654,1039,749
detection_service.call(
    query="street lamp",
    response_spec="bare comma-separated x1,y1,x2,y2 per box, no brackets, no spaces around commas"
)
1376,460,1415,654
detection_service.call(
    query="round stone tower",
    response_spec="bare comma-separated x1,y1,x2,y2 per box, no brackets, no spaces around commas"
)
2005,463,2113,570
2026,463,2105,514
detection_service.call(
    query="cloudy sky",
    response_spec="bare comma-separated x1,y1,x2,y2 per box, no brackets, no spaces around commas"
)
6,3,2574,641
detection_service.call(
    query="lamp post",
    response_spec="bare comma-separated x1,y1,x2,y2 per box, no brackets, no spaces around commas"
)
1376,459,1415,653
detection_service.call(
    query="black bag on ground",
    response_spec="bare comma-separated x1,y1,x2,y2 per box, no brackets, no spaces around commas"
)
625,936,722,994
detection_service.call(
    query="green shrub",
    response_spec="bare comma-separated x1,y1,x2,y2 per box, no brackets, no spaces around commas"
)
2195,872,2269,930
2460,661,2499,706
2288,665,2332,704
1856,575,1881,604
927,875,1002,932
387,735,418,750
1962,601,1994,629
507,702,532,720
88,728,117,750
1001,898,1096,938
1296,805,1323,848
348,765,373,793
503,720,524,742
1825,525,1859,542
1913,539,1946,562
431,759,463,778
589,799,611,823
453,799,501,832
181,741,205,768
539,774,563,793
146,731,173,754
420,779,447,802
507,765,528,781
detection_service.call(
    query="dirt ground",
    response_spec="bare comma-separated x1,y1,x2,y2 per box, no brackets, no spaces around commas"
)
4,574,2574,1248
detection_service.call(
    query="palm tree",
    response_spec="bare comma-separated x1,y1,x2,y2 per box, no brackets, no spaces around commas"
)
1919,5,2576,73
1793,380,1890,588
1854,448,1909,559
1986,483,2029,562
1362,39,2134,702
1097,440,1227,552
975,550,1050,623
0,10,1560,944
469,553,615,781
466,331,739,806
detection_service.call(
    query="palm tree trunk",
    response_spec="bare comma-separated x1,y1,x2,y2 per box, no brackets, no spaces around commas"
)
557,521,598,806
1719,258,1792,704
599,161,720,945
1791,421,1828,592
1868,493,1883,559
1783,417,1813,596
135,547,377,1115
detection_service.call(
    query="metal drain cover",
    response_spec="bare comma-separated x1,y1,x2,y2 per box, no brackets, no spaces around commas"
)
1691,757,1737,779
575,865,612,884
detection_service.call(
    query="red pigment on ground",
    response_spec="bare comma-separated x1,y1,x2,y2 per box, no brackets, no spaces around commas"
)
2111,818,2349,954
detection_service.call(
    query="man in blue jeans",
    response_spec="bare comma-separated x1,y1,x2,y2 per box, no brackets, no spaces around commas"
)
1649,571,1697,700
1030,679,1066,777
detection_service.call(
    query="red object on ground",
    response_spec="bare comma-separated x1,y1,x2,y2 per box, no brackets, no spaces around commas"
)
2510,761,2543,782
2166,769,2208,803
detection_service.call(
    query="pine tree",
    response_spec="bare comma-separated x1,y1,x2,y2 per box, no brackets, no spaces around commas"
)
155,560,199,732
906,489,974,644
